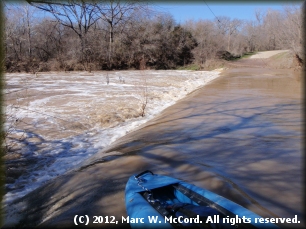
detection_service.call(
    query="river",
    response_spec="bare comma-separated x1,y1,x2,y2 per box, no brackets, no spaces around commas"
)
4,62,303,228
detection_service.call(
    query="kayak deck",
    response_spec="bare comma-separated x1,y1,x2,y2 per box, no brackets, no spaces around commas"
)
125,170,280,229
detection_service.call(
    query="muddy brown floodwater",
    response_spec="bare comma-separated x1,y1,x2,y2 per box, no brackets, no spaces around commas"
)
4,61,303,228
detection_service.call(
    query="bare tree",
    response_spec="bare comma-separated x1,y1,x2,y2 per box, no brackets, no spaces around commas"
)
22,4,37,60
5,1,303,71
282,5,303,65
139,75,148,117
185,19,219,66
29,0,100,71
227,19,242,53
242,21,257,52
96,0,148,69
4,6,22,63
4,3,40,72
215,16,242,52
139,58,148,116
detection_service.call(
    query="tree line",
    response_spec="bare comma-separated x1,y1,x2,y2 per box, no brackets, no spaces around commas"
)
3,1,304,73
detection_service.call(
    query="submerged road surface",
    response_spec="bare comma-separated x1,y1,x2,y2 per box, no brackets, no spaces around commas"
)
4,59,303,228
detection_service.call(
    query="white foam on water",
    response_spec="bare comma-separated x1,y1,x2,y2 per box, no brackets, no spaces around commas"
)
4,70,221,205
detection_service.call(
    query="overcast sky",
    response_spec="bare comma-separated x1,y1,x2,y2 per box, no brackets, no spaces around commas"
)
151,1,304,22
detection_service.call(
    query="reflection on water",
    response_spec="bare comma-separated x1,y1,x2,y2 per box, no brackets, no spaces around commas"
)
105,67,303,225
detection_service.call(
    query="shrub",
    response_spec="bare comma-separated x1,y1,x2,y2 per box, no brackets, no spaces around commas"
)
74,63,85,71
216,50,240,61
203,59,225,71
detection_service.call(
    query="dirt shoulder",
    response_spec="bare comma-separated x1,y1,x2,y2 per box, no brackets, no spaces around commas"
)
225,50,302,72
249,50,289,59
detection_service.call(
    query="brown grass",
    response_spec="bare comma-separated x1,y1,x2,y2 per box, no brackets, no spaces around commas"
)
203,59,226,71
